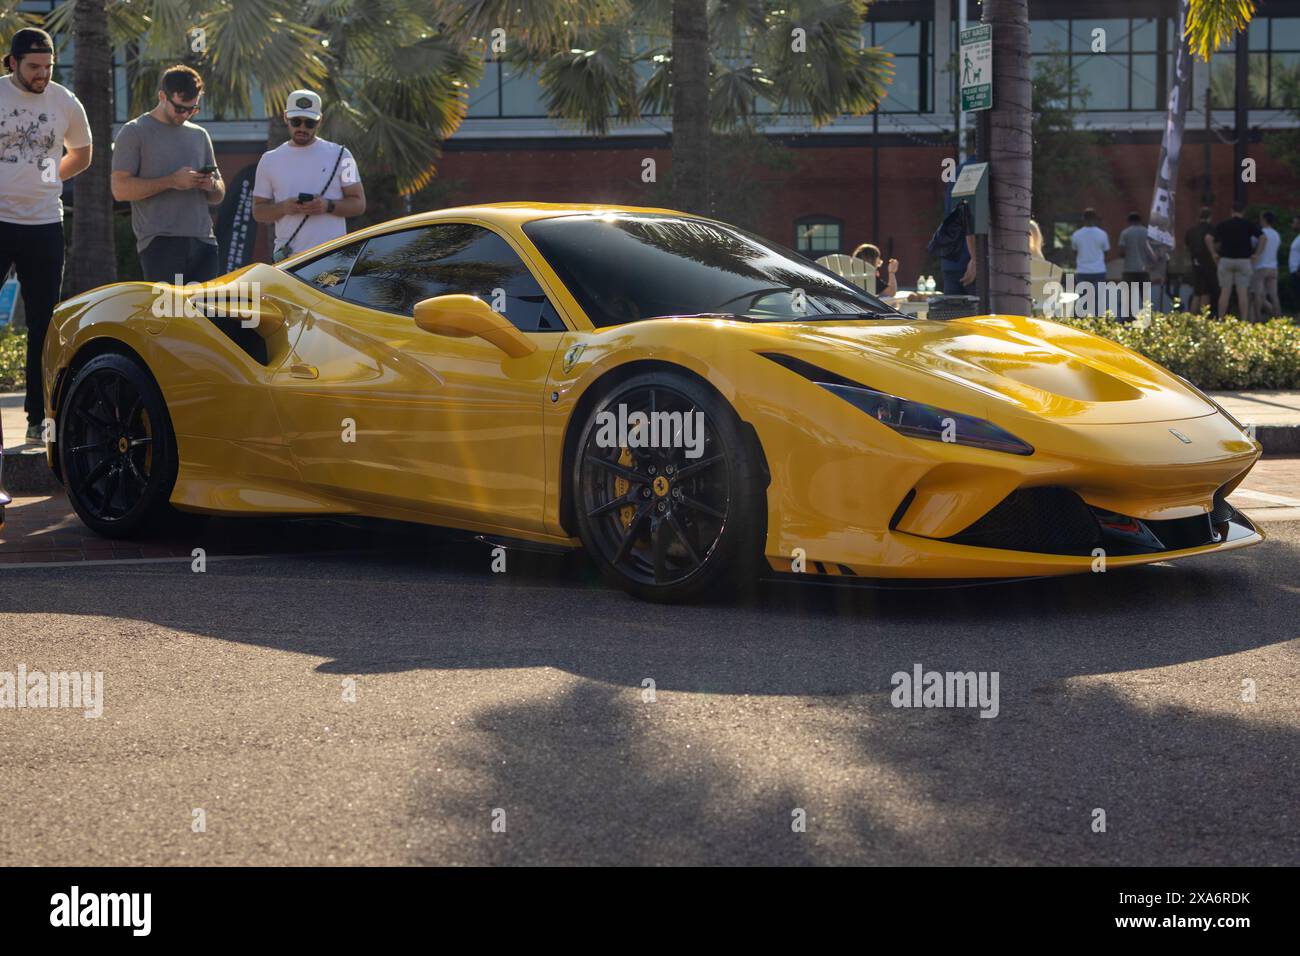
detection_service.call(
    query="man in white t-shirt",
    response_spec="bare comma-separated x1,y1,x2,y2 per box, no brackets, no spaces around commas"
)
0,28,91,440
1070,208,1110,317
1248,210,1281,322
251,90,365,261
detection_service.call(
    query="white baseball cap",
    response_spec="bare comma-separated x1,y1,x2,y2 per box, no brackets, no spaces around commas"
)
285,89,322,120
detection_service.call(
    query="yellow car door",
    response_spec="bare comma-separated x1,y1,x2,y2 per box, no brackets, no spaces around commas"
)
270,222,568,535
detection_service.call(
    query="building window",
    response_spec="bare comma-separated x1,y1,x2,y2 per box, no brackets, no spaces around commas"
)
796,216,843,255
465,58,549,119
1208,17,1300,110
1029,16,1162,111
863,17,933,113
1025,13,1298,113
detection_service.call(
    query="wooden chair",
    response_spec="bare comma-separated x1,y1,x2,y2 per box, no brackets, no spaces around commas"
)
816,253,876,294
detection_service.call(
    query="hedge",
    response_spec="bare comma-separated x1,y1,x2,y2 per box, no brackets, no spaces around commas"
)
1056,312,1300,391
1,312,1297,395
0,330,22,391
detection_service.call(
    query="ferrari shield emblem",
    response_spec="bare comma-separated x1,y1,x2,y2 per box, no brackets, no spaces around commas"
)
562,344,585,373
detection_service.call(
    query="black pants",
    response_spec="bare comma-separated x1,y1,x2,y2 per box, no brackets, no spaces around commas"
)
0,220,65,428
139,236,221,285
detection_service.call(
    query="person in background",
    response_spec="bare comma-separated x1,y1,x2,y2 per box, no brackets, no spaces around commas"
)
1117,211,1151,319
1210,200,1261,319
1028,219,1063,316
1290,214,1300,290
1248,210,1281,323
1149,256,1170,313
111,64,224,284
1185,206,1219,315
1070,208,1109,316
0,28,91,442
940,143,979,296
853,242,898,298
1028,219,1044,260
252,90,365,261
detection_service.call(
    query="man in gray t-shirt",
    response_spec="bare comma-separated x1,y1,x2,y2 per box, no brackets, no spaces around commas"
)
111,64,224,283
1118,212,1151,281
1117,211,1151,320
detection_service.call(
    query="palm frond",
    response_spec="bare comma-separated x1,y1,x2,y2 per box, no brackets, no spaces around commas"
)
1185,0,1256,61
431,0,630,59
710,63,773,130
199,0,327,116
761,0,891,124
538,25,641,135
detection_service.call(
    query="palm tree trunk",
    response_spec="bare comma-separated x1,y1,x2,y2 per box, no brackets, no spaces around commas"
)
68,0,116,295
671,0,710,215
985,0,1031,316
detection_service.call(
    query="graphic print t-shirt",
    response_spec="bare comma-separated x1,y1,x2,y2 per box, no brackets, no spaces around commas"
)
0,77,91,225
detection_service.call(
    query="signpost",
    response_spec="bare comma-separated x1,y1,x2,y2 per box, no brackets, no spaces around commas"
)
959,22,993,313
960,23,992,112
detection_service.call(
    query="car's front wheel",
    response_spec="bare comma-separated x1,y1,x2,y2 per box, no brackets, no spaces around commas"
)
58,352,179,539
573,370,766,603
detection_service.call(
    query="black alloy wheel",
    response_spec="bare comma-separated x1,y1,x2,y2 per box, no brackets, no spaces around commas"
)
574,370,765,602
59,353,178,538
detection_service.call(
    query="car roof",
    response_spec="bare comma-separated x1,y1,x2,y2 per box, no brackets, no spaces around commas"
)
367,202,693,232
275,202,716,269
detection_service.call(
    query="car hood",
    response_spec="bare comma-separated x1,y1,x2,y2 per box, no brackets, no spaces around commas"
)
754,314,1215,425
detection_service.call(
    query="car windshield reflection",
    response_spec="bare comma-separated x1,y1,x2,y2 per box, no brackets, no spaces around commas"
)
523,214,907,327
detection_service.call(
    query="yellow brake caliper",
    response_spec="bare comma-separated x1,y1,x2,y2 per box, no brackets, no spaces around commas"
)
614,446,635,529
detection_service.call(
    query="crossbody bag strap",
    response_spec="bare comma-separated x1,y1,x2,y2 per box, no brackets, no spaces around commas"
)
279,144,348,253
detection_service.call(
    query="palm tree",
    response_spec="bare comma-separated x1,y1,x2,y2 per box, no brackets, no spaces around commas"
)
1145,0,1258,282
67,0,116,296
671,0,709,214
1186,0,1256,60
984,0,1031,315
433,0,893,216
46,0,481,199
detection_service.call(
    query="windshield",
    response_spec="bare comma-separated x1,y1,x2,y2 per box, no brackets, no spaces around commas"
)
522,214,904,327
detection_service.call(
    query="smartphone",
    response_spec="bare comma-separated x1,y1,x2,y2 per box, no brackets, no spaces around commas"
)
198,164,218,175
297,192,314,203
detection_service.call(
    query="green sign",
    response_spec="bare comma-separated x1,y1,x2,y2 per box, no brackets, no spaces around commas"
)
960,23,992,112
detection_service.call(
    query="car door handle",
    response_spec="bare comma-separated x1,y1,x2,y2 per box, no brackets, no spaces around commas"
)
290,363,318,380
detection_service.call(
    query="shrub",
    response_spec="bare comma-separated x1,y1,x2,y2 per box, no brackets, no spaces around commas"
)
0,329,24,391
1056,312,1300,391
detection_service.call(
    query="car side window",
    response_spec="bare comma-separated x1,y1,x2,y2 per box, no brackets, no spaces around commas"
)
285,240,363,298
340,224,565,332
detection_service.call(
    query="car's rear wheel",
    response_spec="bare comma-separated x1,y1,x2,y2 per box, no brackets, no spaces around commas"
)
573,370,766,603
59,353,178,539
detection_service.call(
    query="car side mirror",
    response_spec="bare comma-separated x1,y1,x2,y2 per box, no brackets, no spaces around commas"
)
413,294,537,359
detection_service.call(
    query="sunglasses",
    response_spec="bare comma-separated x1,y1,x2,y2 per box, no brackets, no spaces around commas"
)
167,97,200,116
289,117,318,129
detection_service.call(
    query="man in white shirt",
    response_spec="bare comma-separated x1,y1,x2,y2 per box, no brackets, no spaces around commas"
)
0,28,91,440
252,90,365,261
1070,208,1109,317
1248,210,1281,322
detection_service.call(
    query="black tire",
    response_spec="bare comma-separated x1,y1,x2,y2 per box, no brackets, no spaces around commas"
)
58,352,179,539
572,369,766,603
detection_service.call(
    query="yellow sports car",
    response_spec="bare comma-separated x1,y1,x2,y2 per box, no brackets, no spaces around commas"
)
42,202,1262,601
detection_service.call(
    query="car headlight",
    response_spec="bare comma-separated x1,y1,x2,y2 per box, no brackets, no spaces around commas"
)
762,352,1034,456
821,382,1034,455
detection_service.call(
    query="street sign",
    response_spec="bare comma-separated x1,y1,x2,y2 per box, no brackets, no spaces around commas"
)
960,23,992,112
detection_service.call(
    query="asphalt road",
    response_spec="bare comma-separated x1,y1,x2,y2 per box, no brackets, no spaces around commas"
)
1,516,1297,866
